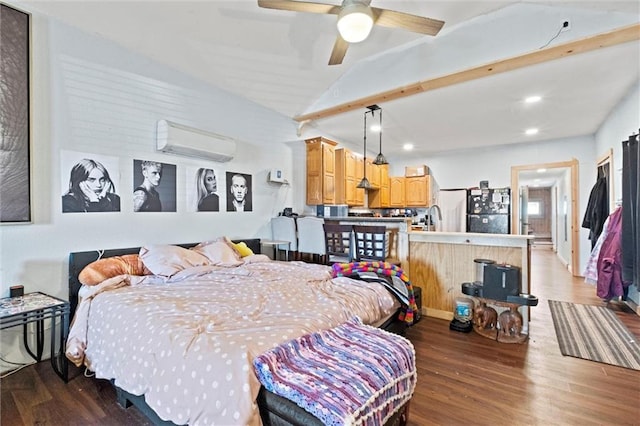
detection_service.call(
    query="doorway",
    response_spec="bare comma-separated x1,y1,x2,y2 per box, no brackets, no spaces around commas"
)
511,159,580,276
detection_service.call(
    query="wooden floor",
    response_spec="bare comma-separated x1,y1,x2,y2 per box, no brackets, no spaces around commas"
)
2,245,639,425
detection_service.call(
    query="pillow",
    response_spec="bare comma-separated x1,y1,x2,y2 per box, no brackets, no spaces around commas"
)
232,241,254,257
139,245,210,277
79,254,150,286
192,240,243,267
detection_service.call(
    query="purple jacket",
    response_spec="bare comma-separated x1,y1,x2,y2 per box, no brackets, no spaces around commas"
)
597,207,625,299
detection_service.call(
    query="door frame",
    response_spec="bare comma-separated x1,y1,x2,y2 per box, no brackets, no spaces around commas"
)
511,159,580,276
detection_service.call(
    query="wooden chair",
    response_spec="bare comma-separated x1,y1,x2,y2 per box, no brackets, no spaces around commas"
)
323,223,353,264
353,225,401,266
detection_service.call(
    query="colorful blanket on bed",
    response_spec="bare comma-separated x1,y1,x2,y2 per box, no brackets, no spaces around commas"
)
253,316,416,426
332,261,418,325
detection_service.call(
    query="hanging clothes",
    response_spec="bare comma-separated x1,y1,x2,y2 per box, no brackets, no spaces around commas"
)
596,207,626,300
584,213,613,285
582,176,609,249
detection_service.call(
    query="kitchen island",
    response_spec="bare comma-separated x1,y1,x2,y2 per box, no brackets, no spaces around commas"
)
408,231,533,330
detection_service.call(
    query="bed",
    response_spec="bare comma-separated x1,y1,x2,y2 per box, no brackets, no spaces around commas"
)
66,237,413,425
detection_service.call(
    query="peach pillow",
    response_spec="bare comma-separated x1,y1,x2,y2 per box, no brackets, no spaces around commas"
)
79,254,150,286
192,240,243,266
139,245,210,277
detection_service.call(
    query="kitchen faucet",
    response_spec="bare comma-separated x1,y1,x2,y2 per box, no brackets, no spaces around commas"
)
425,204,442,231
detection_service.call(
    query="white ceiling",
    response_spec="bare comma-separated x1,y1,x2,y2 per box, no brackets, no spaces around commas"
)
23,0,640,172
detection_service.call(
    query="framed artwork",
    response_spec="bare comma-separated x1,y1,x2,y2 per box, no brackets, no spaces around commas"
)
187,166,221,212
0,4,30,223
132,159,176,212
226,172,252,212
60,151,121,213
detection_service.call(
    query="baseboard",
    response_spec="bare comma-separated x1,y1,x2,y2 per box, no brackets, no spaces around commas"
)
425,308,453,321
624,298,640,317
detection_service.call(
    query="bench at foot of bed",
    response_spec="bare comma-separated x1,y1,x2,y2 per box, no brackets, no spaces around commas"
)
257,388,410,426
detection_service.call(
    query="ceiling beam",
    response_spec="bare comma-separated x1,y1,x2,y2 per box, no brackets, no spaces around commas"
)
294,23,640,123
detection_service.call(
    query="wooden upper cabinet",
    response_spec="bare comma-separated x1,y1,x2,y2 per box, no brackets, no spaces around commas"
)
369,164,390,208
335,148,362,206
389,176,406,207
355,156,365,206
306,137,337,205
405,176,430,206
365,159,380,188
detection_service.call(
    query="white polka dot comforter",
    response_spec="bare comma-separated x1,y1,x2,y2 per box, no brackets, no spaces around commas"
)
67,259,398,425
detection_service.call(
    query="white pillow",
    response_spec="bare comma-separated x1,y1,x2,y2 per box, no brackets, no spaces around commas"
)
139,245,210,277
192,240,243,267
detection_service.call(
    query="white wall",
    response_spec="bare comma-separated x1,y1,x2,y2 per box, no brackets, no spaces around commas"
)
388,135,597,275
0,11,301,367
594,82,640,305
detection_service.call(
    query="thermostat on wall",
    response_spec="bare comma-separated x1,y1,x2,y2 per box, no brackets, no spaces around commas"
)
269,168,287,184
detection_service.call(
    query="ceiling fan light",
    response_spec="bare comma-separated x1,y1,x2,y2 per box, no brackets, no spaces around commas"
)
337,3,373,43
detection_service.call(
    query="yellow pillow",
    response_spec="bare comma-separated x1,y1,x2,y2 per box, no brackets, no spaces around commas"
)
233,241,254,257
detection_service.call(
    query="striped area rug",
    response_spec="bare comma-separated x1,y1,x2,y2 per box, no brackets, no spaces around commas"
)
548,300,640,371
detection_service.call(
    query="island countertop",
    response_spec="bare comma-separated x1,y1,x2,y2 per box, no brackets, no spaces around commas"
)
409,230,533,247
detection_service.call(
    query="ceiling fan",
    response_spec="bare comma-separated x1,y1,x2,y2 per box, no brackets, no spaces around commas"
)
257,0,445,65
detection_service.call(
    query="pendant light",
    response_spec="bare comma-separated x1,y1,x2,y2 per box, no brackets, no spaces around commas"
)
356,108,371,189
372,106,388,165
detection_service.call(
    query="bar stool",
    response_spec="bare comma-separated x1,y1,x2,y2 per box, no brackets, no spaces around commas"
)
353,225,401,266
323,223,353,265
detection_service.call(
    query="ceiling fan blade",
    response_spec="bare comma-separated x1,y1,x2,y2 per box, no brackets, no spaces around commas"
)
371,7,445,36
257,0,341,15
328,36,349,65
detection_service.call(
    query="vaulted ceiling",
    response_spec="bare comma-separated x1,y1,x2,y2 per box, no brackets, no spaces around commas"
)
25,1,640,164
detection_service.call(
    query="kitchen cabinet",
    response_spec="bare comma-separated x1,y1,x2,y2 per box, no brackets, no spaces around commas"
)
369,164,390,208
389,176,406,207
405,175,439,207
335,148,363,206
365,159,380,188
306,137,337,205
355,157,365,206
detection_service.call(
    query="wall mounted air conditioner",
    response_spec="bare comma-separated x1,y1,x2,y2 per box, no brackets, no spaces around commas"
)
156,120,236,162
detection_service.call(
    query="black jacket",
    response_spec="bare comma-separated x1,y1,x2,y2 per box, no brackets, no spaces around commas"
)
582,177,608,248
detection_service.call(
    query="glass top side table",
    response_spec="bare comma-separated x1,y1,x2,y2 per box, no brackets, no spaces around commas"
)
0,292,70,381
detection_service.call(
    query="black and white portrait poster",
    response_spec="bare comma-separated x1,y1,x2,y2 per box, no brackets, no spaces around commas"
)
132,159,176,212
226,172,252,212
60,151,121,213
0,5,30,222
187,166,221,212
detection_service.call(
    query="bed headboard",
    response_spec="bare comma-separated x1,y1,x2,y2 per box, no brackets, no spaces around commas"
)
68,239,261,315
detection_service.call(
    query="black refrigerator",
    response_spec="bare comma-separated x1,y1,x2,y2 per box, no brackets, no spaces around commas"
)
467,187,511,234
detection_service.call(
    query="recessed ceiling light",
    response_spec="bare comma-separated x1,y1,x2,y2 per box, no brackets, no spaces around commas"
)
525,128,539,135
537,168,547,173
403,143,414,151
525,95,542,103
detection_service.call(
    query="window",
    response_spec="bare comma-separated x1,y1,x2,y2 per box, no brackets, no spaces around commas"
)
527,200,541,216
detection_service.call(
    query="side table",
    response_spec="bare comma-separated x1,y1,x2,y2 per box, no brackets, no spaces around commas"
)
0,292,70,381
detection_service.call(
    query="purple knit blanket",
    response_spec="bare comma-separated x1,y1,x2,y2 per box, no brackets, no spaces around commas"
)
253,317,416,426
